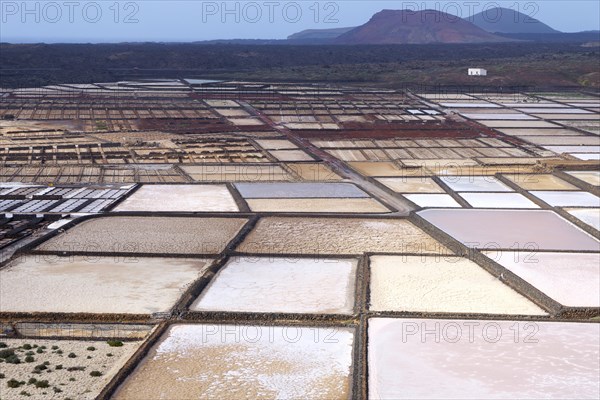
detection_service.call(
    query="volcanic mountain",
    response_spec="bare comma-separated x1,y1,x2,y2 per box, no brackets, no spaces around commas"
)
469,7,560,34
334,9,511,44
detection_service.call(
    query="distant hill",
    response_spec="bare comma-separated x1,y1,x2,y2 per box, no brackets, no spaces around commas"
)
495,31,600,43
469,7,559,34
334,10,511,44
288,27,355,41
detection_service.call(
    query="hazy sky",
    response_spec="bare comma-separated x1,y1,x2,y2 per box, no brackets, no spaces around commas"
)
1,0,599,42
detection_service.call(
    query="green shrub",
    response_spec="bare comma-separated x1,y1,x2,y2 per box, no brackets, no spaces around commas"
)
36,348,43,354
35,380,49,389
56,350,63,355
86,346,96,351
68,378,76,382
51,346,58,350
106,353,113,357
0,349,15,358
22,344,32,350
67,353,76,358
27,378,37,385
25,356,34,363
7,378,22,388
6,355,21,364
90,371,102,377
53,387,62,393
0,373,5,379
107,340,123,347
20,390,31,396
55,364,63,370
67,366,85,372
0,342,7,348
25,351,34,356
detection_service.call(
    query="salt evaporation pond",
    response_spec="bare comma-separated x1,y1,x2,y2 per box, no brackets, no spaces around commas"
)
368,318,600,399
114,324,355,399
37,216,248,255
369,256,546,315
0,256,212,314
192,257,357,314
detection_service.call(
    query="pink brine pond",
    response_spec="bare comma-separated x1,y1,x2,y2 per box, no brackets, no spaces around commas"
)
418,209,600,251
368,318,600,399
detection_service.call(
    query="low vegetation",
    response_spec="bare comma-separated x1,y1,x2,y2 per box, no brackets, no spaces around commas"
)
1,42,598,88
1,339,135,398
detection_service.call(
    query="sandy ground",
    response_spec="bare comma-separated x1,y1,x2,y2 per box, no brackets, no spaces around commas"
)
255,140,299,150
428,166,538,176
268,150,314,162
37,216,248,255
0,256,211,314
14,323,153,340
113,184,239,212
0,120,78,134
181,165,296,182
234,183,368,199
348,162,405,177
473,157,548,166
113,324,354,400
503,174,578,190
369,256,546,315
228,118,265,126
246,198,390,213
0,338,140,400
400,159,479,168
238,217,449,255
485,251,600,307
566,171,600,186
192,257,357,314
376,178,445,193
205,100,238,107
215,109,250,117
368,318,600,399
419,209,600,251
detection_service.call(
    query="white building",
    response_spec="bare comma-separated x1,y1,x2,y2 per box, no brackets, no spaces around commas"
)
468,68,488,76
